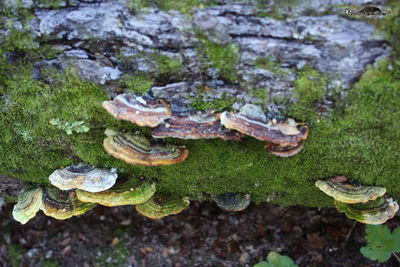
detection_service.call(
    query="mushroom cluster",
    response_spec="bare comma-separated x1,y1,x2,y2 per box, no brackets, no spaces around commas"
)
221,104,308,157
315,176,398,224
12,186,97,224
101,93,309,212
103,129,189,166
103,94,308,158
13,163,190,223
13,93,310,223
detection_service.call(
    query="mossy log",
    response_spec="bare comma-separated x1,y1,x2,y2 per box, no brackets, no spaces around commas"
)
1,0,399,208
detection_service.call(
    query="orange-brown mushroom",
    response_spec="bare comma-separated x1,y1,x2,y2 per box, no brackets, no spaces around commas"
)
220,104,308,147
102,93,172,127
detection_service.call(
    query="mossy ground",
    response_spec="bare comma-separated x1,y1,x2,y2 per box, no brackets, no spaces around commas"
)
1,1,399,208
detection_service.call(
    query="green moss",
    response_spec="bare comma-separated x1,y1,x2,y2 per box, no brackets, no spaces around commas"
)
118,52,183,83
37,0,63,9
255,56,285,76
154,53,184,77
2,58,400,207
121,74,153,95
189,93,235,111
293,66,327,105
196,33,241,84
159,0,198,15
255,0,298,19
251,88,270,104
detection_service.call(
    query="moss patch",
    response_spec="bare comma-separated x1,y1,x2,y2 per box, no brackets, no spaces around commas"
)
121,74,154,95
293,66,327,105
2,56,399,208
196,33,241,84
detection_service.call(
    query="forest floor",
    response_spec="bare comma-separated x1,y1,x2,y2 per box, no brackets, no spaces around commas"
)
0,201,398,267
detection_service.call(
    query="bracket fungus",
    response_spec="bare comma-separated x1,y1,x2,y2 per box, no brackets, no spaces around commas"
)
220,104,308,147
135,196,190,219
12,188,43,224
102,93,172,127
76,180,156,207
103,130,189,166
152,110,242,141
41,187,96,220
49,165,118,193
214,193,251,212
315,177,387,204
335,197,399,225
265,142,304,158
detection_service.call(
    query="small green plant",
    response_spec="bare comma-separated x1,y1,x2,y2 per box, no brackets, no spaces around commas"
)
14,122,34,142
49,118,90,135
254,251,298,267
360,224,400,263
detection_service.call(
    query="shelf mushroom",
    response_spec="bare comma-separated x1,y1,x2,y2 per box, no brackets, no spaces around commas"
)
135,196,190,219
103,129,189,166
315,176,398,224
315,176,386,203
49,165,118,193
40,187,96,220
76,180,156,207
12,188,43,224
152,104,242,140
335,197,399,225
214,193,251,212
220,104,308,147
102,93,172,127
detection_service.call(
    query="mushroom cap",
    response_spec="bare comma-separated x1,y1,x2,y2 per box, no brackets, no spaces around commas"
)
214,193,251,212
265,142,304,158
103,132,189,166
135,196,190,219
40,187,96,220
76,180,156,207
12,187,43,224
102,93,171,127
335,197,399,225
315,177,386,203
152,110,242,141
49,165,118,193
220,104,308,146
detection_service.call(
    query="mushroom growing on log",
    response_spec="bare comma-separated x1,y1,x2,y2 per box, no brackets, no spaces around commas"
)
135,196,190,219
49,164,118,193
103,129,189,166
315,176,386,204
76,179,156,207
102,93,172,127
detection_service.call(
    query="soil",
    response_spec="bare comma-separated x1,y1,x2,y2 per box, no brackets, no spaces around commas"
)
0,201,398,267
